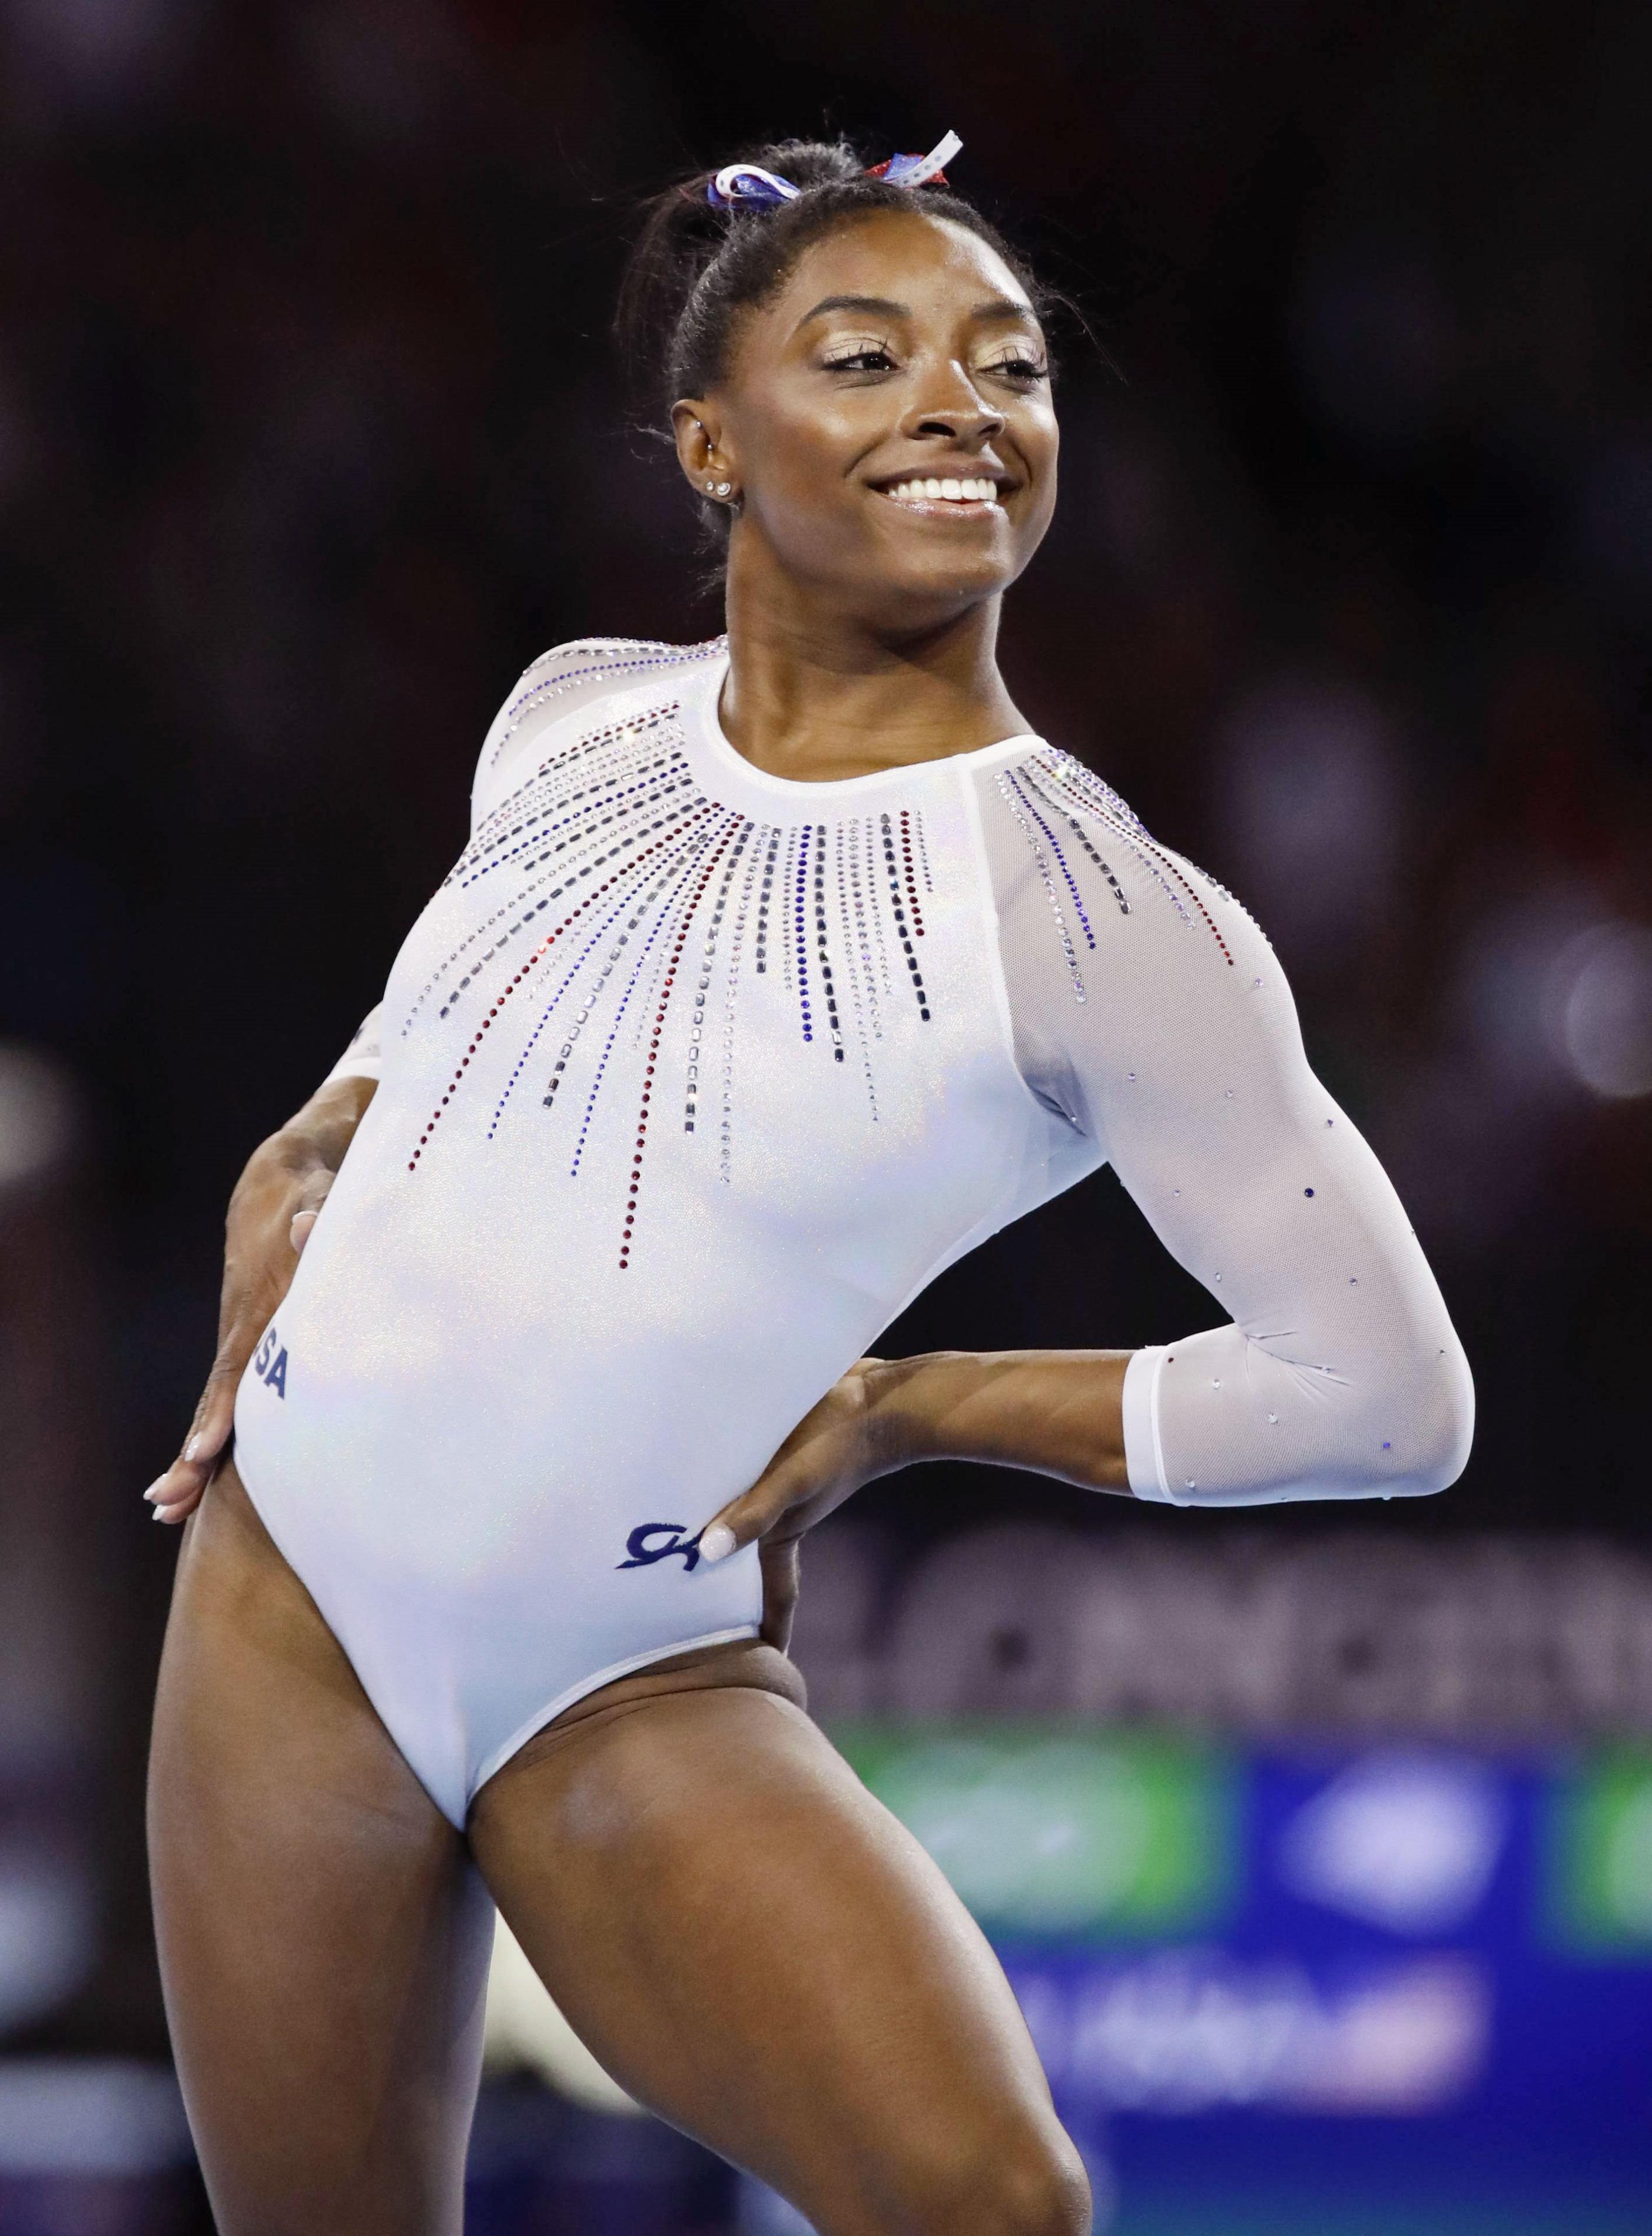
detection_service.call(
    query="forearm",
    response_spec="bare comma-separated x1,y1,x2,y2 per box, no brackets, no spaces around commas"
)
865,1348,1133,1496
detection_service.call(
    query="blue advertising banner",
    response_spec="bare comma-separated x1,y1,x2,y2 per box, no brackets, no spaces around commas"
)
834,1729,1652,2234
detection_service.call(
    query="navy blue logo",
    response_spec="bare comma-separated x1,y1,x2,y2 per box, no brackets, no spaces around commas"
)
617,1522,702,1572
252,1324,288,1400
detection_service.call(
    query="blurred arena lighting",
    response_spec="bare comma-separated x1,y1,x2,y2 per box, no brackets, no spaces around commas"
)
1456,884,1617,1092
0,2059,188,2175
1547,920,1652,1099
0,1849,95,2034
1216,674,1405,969
2,0,205,114
483,1915,641,2117
1277,1753,1508,1935
0,1045,79,1192
1599,1780,1652,1934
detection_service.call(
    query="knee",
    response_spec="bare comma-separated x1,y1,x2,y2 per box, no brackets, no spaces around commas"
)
902,2122,1090,2236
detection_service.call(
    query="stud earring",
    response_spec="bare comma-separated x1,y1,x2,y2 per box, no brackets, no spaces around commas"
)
705,479,716,492
716,481,732,498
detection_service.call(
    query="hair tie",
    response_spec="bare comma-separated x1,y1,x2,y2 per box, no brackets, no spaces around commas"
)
706,131,963,210
867,131,962,190
706,164,802,210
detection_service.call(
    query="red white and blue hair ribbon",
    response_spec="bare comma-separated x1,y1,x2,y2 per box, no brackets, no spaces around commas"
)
706,131,962,209
868,132,961,189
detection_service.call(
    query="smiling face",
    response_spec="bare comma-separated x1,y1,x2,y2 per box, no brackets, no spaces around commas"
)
674,207,1059,637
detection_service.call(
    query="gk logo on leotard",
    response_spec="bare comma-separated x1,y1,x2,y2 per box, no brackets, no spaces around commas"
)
252,1324,288,1400
616,1523,702,1573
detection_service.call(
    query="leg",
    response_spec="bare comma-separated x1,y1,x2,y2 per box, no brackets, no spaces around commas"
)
469,1672,1089,2236
148,1462,493,2235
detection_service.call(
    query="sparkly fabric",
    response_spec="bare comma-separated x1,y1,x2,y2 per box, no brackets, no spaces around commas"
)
242,641,1470,1824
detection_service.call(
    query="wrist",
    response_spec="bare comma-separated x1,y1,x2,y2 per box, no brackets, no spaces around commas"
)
263,1077,374,1187
230,1131,331,1233
861,1348,1133,1493
248,1130,330,1197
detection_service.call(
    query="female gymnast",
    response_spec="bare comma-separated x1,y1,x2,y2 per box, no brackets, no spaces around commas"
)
145,134,1473,2236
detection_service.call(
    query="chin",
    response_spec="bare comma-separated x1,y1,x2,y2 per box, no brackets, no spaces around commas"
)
837,534,1008,613
873,555,1013,619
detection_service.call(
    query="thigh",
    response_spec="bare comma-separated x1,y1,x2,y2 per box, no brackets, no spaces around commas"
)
469,1682,1088,2236
148,1460,493,2236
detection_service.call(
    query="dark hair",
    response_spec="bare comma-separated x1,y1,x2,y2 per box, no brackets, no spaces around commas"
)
616,135,1051,535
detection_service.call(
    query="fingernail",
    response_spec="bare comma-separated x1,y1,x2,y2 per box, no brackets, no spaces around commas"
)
151,1505,174,1523
183,1435,205,1462
143,1477,169,1503
698,1523,737,1565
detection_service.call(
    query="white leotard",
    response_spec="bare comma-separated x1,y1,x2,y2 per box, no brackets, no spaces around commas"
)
233,639,1472,1825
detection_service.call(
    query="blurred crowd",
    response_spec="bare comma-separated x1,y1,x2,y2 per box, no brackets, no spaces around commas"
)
1,0,1648,2108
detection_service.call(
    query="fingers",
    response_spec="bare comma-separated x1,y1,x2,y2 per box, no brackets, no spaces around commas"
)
696,1472,794,1566
143,1356,241,1525
696,1443,844,1566
759,1538,801,1653
698,1369,881,1565
148,1148,339,1529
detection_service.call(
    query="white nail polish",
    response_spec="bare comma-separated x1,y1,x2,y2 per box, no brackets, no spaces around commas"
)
698,1523,736,1565
143,1476,168,1503
151,1506,171,1523
184,1435,204,1462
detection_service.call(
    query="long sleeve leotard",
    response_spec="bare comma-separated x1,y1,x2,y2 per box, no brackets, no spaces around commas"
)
233,639,1471,1824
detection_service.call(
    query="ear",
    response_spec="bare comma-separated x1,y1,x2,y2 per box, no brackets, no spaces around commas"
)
671,400,739,507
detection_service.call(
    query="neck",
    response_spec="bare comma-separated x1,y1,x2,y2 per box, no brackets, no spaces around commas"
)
717,541,1031,783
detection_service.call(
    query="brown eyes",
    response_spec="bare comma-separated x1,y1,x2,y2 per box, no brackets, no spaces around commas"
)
818,345,1049,383
820,345,898,373
982,353,1050,384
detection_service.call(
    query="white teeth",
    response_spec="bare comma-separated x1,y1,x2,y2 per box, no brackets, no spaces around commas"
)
884,477,1002,506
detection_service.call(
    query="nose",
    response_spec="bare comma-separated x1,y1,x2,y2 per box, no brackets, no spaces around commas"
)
901,360,1006,449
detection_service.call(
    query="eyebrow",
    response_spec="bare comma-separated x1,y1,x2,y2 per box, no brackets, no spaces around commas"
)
798,293,1041,327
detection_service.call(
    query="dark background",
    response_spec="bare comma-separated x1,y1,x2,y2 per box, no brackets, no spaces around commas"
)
2,0,1648,2061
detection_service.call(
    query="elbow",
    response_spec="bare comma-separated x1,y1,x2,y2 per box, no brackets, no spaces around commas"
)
1371,1333,1475,1498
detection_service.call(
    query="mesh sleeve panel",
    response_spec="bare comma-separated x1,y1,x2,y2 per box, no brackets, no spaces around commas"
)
974,749,1473,1508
